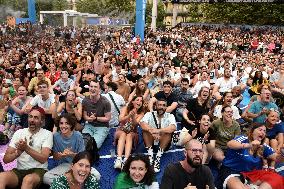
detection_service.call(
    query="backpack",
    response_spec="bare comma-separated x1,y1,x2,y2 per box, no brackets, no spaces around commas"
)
82,133,100,163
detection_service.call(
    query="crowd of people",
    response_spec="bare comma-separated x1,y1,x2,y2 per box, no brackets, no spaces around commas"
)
0,22,284,189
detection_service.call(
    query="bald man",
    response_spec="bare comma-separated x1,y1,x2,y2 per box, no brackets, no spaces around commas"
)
161,139,215,189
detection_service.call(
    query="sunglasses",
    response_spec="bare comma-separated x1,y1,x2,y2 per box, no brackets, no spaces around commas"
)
29,135,34,146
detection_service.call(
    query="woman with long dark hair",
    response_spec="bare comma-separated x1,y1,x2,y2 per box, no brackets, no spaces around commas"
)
114,96,145,170
114,154,158,189
217,124,283,189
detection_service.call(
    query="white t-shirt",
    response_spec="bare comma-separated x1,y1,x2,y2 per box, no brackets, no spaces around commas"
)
9,128,53,170
30,94,56,109
102,91,125,127
191,80,210,98
213,105,241,120
215,77,237,93
140,111,177,129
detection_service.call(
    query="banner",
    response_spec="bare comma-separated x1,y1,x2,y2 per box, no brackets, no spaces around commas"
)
135,0,147,42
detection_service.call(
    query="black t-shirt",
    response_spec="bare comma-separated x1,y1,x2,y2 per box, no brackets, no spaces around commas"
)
193,127,216,145
154,91,177,108
182,98,209,131
161,162,215,189
23,68,37,81
79,80,90,94
126,74,141,84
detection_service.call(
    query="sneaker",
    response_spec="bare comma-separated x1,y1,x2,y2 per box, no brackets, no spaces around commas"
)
114,158,123,169
154,156,161,173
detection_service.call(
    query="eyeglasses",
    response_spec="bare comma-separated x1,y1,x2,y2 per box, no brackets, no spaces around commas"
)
188,148,203,154
38,85,47,89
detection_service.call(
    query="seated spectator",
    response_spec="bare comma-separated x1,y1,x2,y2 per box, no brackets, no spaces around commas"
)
173,78,193,122
50,151,100,189
43,113,86,185
140,99,176,172
212,68,237,100
45,62,60,85
128,78,150,103
148,66,167,95
75,70,96,100
212,92,241,120
82,79,111,148
126,65,142,90
114,153,159,189
191,71,210,98
182,86,210,131
173,64,191,87
264,109,284,170
180,114,216,164
51,69,75,102
57,90,83,131
0,107,53,189
24,80,57,131
4,86,32,137
102,82,125,128
217,124,283,189
248,70,269,97
114,96,144,169
211,105,241,161
247,89,278,124
116,74,131,102
149,81,178,114
161,139,215,189
28,68,52,96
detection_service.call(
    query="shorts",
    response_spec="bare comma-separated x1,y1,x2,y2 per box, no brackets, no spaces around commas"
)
216,165,246,189
12,168,46,187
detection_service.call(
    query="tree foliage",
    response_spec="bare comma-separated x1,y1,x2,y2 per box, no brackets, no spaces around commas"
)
198,3,284,25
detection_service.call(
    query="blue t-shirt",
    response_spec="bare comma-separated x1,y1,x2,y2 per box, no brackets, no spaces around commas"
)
53,131,85,164
248,101,278,124
223,135,274,172
266,121,284,140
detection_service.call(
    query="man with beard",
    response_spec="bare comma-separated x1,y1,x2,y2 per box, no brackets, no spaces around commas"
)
213,68,237,100
140,99,176,173
116,74,131,102
149,81,178,114
173,64,191,87
0,107,53,189
173,78,193,122
161,139,215,189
